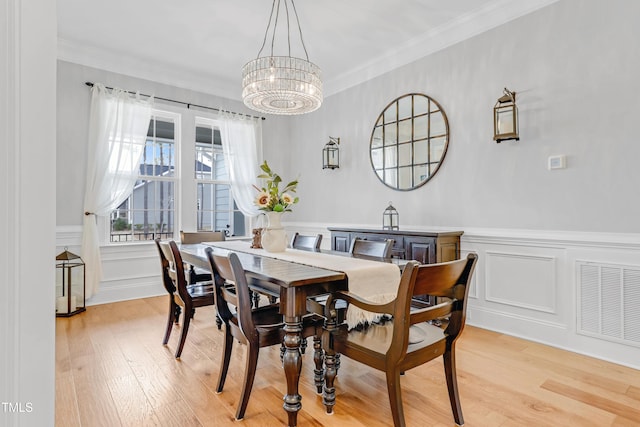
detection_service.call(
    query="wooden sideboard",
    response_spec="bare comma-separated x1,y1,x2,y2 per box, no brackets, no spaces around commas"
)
329,228,463,306
328,227,463,264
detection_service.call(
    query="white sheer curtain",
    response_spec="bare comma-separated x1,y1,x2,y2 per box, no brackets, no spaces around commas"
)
81,84,153,298
219,113,263,218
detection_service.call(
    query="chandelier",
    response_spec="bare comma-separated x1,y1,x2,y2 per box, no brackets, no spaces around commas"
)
242,0,322,115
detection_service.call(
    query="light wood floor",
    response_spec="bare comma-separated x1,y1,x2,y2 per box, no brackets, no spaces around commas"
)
56,296,640,427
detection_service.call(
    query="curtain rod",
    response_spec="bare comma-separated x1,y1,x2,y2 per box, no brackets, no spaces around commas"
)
84,82,266,121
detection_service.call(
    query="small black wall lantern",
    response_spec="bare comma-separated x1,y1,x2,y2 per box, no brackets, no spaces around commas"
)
322,137,340,169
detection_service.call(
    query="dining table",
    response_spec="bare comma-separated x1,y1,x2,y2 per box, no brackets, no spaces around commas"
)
179,240,404,426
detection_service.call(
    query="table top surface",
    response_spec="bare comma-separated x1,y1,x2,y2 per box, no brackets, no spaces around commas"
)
180,243,347,289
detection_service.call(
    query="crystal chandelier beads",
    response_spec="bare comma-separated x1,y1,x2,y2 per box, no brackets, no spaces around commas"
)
241,0,322,115
242,56,322,115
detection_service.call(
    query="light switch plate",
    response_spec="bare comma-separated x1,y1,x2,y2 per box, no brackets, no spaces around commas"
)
548,155,566,170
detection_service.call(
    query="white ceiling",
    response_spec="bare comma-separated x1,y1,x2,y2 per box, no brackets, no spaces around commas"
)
57,0,557,101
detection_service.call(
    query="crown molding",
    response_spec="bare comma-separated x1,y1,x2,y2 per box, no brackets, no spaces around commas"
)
324,0,560,95
57,37,240,101
58,0,559,100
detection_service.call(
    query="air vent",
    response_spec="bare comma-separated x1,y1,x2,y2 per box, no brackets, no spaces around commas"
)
578,261,640,347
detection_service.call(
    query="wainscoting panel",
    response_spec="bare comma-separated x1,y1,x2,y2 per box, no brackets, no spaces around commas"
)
93,242,164,306
56,227,164,306
58,224,640,369
485,251,557,313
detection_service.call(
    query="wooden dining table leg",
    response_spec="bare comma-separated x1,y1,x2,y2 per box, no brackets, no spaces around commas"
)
282,315,303,427
322,314,338,414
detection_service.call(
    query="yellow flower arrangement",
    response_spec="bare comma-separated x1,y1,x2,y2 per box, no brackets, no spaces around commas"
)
253,161,299,212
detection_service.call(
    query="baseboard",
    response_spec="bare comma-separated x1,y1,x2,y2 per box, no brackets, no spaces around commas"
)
467,306,640,370
86,277,165,306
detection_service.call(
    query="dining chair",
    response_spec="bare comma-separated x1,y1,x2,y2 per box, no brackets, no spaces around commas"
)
306,236,394,391
349,237,394,258
180,229,273,310
322,253,478,427
290,232,322,251
155,239,180,348
180,230,225,284
205,247,324,420
155,239,215,358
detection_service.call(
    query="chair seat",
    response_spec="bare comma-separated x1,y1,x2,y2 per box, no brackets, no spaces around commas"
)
307,294,348,324
248,304,283,327
229,304,324,341
191,267,212,282
187,281,214,298
335,320,445,357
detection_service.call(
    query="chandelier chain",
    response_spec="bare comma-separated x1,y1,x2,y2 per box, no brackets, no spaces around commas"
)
290,0,310,61
242,0,322,115
284,0,290,57
256,0,277,59
256,0,309,61
270,0,281,56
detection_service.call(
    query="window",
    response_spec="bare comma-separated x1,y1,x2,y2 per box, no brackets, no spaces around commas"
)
195,120,246,237
110,112,178,242
107,109,254,244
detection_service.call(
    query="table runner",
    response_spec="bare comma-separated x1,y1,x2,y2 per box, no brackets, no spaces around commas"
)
205,240,401,329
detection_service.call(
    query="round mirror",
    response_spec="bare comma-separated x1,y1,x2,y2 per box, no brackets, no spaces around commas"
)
370,93,449,191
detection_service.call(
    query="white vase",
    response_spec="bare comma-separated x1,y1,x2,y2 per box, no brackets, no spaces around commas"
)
260,211,288,252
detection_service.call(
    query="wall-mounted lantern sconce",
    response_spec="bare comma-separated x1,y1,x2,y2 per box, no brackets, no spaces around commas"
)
322,136,340,169
382,201,399,230
493,88,519,143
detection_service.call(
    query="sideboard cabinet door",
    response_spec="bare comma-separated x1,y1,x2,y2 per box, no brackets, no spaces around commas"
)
332,231,351,252
404,237,436,264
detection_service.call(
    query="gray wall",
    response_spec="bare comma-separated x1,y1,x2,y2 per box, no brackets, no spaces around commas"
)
281,0,640,234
